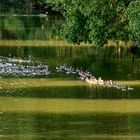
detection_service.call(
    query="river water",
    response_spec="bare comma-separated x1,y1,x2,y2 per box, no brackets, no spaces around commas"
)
0,5,140,140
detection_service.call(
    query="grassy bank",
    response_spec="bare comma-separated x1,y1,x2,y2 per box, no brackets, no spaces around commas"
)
0,40,92,47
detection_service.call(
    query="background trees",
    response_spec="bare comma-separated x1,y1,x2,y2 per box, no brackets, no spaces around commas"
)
126,0,140,45
1,0,140,46
47,0,140,46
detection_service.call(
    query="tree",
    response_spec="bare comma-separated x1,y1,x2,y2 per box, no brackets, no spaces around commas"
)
125,0,140,45
7,0,139,46
47,0,129,46
87,0,128,46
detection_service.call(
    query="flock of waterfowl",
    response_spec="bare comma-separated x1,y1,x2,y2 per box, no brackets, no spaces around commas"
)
0,56,50,77
56,64,134,91
0,56,134,91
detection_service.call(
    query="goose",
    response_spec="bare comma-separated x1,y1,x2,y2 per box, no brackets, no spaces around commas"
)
66,71,71,74
105,81,114,87
75,68,80,73
122,88,127,91
109,80,113,85
71,70,77,74
39,12,48,17
85,71,92,77
97,77,104,85
127,86,134,90
85,77,91,83
89,76,98,85
90,79,98,85
78,71,85,77
80,76,85,80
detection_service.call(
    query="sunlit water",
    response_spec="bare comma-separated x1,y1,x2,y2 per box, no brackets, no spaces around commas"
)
0,5,140,140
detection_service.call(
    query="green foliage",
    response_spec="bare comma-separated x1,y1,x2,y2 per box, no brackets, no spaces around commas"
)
48,0,131,46
125,0,140,45
62,8,90,44
88,0,120,45
46,0,65,12
47,0,140,46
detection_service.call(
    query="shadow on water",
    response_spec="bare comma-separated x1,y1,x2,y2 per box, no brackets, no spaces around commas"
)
1,112,140,139
0,86,140,99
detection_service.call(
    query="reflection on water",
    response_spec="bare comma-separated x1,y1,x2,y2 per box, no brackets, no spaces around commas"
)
0,46,139,80
1,112,140,139
0,14,62,40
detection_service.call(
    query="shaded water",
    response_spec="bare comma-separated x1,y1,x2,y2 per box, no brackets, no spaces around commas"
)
1,112,140,140
0,5,140,140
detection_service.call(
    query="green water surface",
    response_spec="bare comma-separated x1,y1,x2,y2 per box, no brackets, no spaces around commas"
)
0,4,140,140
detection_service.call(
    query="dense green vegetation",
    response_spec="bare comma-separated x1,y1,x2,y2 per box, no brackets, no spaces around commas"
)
126,1,140,45
1,0,140,47
46,0,140,46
